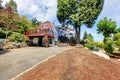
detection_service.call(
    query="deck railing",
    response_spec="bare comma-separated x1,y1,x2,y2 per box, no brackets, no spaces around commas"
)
25,28,54,37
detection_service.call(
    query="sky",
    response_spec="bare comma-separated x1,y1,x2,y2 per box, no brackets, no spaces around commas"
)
2,0,120,42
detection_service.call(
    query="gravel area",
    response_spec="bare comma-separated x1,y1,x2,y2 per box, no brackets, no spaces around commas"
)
15,48,120,80
0,47,68,80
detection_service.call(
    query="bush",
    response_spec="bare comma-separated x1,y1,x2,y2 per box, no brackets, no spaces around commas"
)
58,36,68,43
104,41,114,54
8,32,28,42
69,37,76,46
84,43,94,50
0,29,5,38
94,42,104,49
113,33,120,46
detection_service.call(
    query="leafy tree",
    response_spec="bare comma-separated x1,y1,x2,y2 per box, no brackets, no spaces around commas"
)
0,7,18,42
57,0,72,27
57,0,104,44
18,16,32,33
97,17,117,38
6,0,17,13
97,18,117,54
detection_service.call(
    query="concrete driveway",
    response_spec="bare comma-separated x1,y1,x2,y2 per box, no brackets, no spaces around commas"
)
0,47,68,80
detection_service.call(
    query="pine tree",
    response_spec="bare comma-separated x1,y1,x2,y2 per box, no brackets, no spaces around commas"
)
6,0,17,13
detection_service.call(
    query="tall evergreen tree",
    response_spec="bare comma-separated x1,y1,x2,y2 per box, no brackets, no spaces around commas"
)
57,0,104,44
6,0,17,13
0,0,2,6
83,31,87,40
32,18,41,28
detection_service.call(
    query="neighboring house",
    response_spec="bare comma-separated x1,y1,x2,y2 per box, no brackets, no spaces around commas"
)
55,26,75,39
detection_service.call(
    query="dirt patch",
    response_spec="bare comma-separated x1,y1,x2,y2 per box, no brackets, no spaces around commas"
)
15,48,120,80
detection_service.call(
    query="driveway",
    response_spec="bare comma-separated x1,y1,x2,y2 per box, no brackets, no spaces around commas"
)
0,47,68,80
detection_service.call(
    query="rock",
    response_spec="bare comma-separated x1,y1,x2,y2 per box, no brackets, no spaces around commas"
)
93,47,99,51
92,50,110,59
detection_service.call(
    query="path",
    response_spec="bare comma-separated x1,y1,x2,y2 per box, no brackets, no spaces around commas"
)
16,48,120,80
0,47,68,80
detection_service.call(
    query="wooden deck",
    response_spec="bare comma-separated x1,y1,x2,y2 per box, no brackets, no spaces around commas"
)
24,28,54,38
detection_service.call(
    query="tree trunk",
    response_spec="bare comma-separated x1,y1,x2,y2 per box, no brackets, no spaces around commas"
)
75,26,81,44
5,31,7,43
5,26,8,44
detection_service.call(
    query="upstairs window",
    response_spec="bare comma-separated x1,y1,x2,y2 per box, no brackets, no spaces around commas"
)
45,24,48,28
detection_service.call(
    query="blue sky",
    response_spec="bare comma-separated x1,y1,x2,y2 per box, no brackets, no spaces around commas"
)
3,0,120,42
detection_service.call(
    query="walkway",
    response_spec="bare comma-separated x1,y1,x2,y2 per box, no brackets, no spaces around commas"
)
0,47,68,80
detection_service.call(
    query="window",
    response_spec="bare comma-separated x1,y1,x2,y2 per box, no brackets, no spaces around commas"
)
69,33,73,35
45,24,48,28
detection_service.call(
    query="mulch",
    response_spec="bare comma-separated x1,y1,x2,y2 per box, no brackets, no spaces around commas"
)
15,48,120,80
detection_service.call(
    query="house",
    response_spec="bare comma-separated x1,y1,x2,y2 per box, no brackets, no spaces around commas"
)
25,21,75,47
25,21,56,47
55,26,75,39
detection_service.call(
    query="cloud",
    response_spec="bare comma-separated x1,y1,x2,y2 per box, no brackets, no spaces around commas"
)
98,0,120,26
2,0,57,22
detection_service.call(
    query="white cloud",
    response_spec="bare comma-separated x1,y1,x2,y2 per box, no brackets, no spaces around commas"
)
98,0,120,26
2,0,57,22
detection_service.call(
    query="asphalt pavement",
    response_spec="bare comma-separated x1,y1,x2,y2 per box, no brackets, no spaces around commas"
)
0,47,68,80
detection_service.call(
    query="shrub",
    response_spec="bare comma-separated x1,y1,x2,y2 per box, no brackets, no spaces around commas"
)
58,36,68,43
0,29,5,38
8,32,28,42
84,43,94,50
69,37,76,46
113,33,120,46
94,42,104,49
104,40,114,54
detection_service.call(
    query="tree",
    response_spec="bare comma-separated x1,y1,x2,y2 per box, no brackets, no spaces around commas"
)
97,17,117,38
0,0,2,6
31,18,41,28
6,0,17,13
0,7,18,42
18,16,32,33
83,31,94,44
83,31,87,40
97,18,117,54
57,0,104,44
